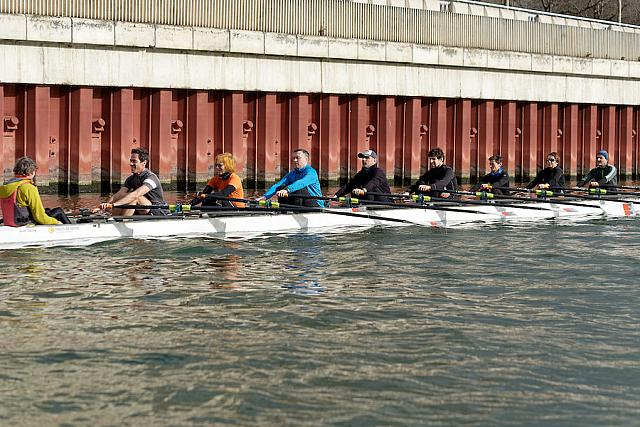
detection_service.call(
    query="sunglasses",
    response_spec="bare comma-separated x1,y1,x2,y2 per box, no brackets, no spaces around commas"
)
546,158,557,162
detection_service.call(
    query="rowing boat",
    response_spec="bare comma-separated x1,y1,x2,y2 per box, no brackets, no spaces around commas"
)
0,197,637,249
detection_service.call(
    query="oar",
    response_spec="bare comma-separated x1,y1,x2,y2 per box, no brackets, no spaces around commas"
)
195,194,427,225
493,187,640,204
272,193,501,215
555,186,640,198
366,191,552,212
609,184,640,191
96,202,323,215
424,188,612,210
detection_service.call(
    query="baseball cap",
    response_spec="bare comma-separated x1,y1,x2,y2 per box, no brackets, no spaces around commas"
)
357,149,377,159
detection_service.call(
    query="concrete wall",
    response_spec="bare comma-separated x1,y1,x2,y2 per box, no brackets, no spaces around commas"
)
1,14,640,106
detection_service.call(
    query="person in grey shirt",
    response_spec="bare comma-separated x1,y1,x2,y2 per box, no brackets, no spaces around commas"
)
98,147,168,216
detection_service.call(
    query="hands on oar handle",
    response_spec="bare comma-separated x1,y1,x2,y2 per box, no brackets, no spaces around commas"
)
190,192,207,206
91,203,113,214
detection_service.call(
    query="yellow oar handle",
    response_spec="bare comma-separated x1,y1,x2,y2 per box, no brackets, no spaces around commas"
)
168,204,192,213
588,188,607,195
474,191,494,199
411,195,431,203
258,200,280,208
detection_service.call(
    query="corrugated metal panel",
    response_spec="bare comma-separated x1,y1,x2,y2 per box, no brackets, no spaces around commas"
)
3,83,638,192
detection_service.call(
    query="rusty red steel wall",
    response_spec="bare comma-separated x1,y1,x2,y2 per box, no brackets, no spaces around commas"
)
2,83,639,193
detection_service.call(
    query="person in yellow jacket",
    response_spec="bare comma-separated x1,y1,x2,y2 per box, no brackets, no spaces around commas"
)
0,157,69,226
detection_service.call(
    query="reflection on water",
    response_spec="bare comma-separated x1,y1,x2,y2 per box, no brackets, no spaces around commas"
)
1,198,640,425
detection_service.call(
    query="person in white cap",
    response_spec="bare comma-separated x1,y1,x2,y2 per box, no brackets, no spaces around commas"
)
577,149,617,189
334,149,391,201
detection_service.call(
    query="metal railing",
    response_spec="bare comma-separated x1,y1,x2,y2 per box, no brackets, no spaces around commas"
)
1,0,640,60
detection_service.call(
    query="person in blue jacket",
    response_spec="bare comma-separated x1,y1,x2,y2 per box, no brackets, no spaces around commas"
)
260,148,323,207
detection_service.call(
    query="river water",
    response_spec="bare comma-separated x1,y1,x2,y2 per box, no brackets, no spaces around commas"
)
1,192,639,426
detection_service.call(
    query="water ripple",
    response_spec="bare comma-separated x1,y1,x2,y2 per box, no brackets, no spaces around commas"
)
1,218,639,425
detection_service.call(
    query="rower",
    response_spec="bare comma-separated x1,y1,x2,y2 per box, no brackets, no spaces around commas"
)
192,153,245,208
0,157,70,226
334,149,390,201
407,147,457,197
98,147,168,216
259,148,323,207
471,154,509,195
576,150,617,190
526,152,565,191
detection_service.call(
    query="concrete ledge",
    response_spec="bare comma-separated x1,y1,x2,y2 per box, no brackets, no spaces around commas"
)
552,56,572,73
358,40,386,61
230,30,264,54
115,21,155,47
487,51,510,69
72,18,114,46
510,52,532,70
194,27,229,52
26,15,71,43
386,42,412,63
156,25,192,50
484,6,501,19
592,58,611,75
468,5,485,17
406,0,424,9
298,35,328,58
329,38,359,59
3,42,640,104
531,54,553,72
629,61,640,78
439,46,464,66
264,32,296,56
412,45,438,64
424,0,440,12
0,14,26,41
450,2,469,14
464,48,488,68
572,58,592,74
611,60,629,77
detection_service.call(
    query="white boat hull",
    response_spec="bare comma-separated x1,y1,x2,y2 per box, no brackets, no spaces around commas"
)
0,198,637,249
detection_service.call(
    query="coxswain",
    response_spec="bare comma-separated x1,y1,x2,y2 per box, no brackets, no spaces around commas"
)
259,148,323,207
471,154,509,195
334,149,391,201
407,147,457,197
0,156,69,226
192,153,245,208
526,152,565,190
98,147,167,216
576,150,617,190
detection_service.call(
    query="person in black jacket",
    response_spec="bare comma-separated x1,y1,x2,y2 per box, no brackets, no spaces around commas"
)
407,147,457,197
526,151,565,190
576,150,617,189
334,149,391,202
471,154,510,195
